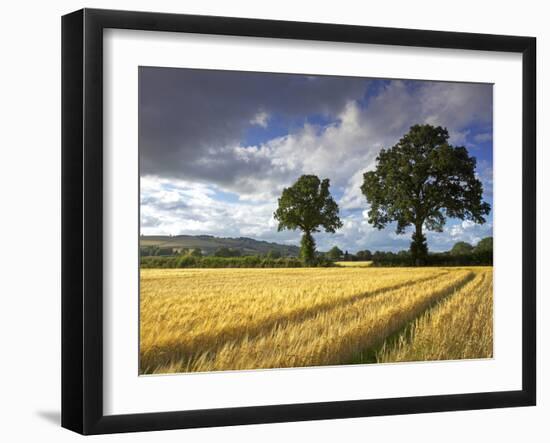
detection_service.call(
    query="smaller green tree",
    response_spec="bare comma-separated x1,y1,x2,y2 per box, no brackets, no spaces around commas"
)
450,241,474,256
327,246,344,260
355,250,373,261
274,175,342,265
474,236,493,264
475,236,493,252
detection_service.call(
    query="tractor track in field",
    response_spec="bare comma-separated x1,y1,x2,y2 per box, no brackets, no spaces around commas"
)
350,270,483,364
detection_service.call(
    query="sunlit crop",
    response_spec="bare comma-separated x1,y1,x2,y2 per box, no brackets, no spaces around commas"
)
335,261,373,267
140,266,492,374
377,267,493,363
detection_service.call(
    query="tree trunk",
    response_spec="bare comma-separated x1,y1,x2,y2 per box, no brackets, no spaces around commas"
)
410,222,428,266
300,231,316,266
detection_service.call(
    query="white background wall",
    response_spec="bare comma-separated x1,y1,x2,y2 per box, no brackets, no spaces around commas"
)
0,0,546,441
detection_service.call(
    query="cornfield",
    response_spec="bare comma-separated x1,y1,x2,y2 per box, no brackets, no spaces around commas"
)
140,266,492,374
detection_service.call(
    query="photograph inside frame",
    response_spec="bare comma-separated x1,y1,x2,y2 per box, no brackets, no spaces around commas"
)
138,66,494,375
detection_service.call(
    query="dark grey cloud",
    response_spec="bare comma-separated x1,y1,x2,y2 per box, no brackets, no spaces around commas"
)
139,67,368,185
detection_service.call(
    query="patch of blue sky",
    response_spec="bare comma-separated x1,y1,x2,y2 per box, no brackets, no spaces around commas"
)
463,120,493,150
330,187,345,202
212,188,242,204
241,113,290,147
241,112,338,147
356,79,391,108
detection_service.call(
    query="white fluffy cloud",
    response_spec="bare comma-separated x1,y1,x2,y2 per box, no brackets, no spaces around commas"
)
140,176,300,244
250,111,270,128
444,219,493,247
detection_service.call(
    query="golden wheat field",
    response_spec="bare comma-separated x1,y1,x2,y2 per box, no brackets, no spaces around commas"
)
139,266,493,374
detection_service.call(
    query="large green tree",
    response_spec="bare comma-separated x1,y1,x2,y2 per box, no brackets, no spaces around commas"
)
274,175,342,265
361,124,490,265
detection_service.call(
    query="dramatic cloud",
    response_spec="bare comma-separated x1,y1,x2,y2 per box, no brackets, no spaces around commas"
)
140,68,493,252
139,67,368,185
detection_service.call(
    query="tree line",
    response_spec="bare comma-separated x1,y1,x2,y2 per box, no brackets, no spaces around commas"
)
140,236,492,269
322,237,493,266
139,246,290,259
140,255,332,269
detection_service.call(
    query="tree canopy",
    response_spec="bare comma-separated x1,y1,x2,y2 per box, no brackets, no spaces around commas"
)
361,124,490,265
355,250,373,261
274,175,342,264
475,236,493,253
327,246,344,260
450,241,474,256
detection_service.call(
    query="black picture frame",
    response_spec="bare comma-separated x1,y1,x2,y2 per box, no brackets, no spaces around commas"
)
62,8,536,435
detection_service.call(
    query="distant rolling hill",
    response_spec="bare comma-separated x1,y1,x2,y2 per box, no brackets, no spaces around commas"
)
140,234,300,257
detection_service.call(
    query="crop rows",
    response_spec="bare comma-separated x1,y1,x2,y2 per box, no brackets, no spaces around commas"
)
140,267,492,374
377,267,493,362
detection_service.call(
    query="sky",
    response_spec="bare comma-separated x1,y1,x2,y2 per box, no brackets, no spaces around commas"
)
139,67,493,253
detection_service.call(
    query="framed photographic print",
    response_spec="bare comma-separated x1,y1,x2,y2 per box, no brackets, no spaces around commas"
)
61,8,536,435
